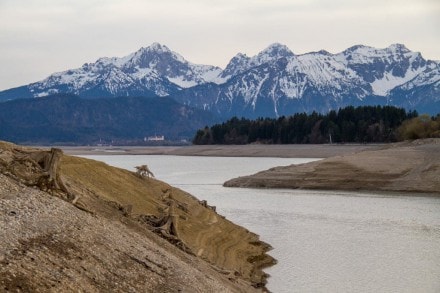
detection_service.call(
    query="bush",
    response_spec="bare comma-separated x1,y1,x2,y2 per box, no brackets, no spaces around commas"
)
398,115,440,140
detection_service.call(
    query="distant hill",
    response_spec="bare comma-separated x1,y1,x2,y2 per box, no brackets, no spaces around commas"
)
0,94,217,144
0,42,439,117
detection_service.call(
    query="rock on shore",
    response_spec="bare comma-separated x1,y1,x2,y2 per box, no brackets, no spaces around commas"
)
224,139,440,195
0,141,274,292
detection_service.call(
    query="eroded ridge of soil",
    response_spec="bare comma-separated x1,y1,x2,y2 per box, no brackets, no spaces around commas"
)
0,141,274,292
224,139,440,195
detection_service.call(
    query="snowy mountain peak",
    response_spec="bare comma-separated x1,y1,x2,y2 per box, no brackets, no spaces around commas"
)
314,50,331,56
126,43,225,88
221,53,251,78
343,44,370,54
235,52,248,58
259,43,294,59
147,42,172,53
342,43,415,60
126,43,187,68
221,43,294,78
387,43,410,53
333,43,431,95
230,52,250,63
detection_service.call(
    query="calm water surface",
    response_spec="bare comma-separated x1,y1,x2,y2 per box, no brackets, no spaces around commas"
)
82,155,440,293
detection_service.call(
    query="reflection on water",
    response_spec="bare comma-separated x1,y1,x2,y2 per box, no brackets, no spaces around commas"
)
82,155,440,293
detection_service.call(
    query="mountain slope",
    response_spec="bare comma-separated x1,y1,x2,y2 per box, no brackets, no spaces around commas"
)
0,94,218,144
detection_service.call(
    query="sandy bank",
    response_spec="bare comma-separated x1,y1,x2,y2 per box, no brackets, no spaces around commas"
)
0,141,273,292
61,144,381,158
224,139,440,196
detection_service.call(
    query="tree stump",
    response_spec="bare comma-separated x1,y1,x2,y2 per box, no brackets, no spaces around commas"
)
135,165,154,178
0,147,70,197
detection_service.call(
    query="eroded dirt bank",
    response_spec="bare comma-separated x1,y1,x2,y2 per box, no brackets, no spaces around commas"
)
0,141,274,292
224,139,440,195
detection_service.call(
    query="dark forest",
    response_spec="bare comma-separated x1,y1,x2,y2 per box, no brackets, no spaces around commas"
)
193,106,420,144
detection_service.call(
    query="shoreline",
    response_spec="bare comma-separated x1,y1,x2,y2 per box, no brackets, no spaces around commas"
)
224,139,440,196
60,144,382,158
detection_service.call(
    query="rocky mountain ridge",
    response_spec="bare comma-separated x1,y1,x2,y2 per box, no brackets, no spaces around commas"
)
0,42,439,116
174,43,440,117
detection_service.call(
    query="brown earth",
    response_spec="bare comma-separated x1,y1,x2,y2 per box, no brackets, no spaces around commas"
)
0,141,274,292
224,139,440,196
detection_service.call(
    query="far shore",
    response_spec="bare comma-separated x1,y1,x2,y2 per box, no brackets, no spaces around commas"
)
60,144,383,158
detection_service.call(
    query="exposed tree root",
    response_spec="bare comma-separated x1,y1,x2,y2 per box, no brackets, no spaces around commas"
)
0,147,76,203
137,189,193,254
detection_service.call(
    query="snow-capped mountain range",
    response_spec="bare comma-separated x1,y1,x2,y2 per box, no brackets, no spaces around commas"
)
1,42,439,116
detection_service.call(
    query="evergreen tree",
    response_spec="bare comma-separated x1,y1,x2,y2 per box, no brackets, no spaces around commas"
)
192,106,419,145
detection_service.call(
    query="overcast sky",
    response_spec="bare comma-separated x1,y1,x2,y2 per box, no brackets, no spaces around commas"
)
0,0,439,90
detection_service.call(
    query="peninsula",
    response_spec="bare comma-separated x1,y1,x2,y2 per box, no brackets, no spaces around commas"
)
224,139,440,195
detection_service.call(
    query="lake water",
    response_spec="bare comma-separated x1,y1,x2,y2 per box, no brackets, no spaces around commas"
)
81,155,440,293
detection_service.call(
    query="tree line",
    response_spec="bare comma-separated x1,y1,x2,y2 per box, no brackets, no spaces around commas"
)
193,106,422,144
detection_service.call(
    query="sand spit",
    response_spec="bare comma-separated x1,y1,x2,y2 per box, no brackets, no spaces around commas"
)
224,139,440,196
0,141,274,292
